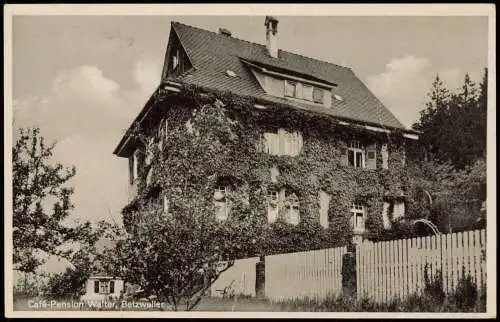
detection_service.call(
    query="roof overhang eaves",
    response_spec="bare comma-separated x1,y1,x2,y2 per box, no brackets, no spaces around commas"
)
113,82,183,157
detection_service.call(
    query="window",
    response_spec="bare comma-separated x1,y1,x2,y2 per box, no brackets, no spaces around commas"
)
348,141,365,168
284,80,325,105
284,191,300,225
94,280,114,294
172,50,180,70
131,149,144,183
261,129,303,156
350,203,366,232
267,188,279,223
267,188,300,225
285,80,297,98
313,87,324,104
214,185,229,221
302,84,313,101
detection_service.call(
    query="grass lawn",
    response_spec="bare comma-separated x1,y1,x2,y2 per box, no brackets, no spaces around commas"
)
13,291,486,313
13,296,281,312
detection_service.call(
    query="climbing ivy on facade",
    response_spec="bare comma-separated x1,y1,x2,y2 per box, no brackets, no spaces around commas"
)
121,84,411,257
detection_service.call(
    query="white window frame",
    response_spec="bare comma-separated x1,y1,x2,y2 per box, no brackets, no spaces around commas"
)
284,191,300,225
98,280,111,294
214,185,229,221
348,141,366,168
266,188,300,225
350,203,366,233
267,188,280,223
262,129,302,156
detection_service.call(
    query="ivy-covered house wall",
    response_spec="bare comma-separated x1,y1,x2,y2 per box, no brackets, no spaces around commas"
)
121,85,411,258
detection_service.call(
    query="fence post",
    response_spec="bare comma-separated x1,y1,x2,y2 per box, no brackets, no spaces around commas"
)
255,256,265,298
342,243,357,298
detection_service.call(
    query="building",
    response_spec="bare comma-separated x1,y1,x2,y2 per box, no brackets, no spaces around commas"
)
113,17,419,245
80,275,124,301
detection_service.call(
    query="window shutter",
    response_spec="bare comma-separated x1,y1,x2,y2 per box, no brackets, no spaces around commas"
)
382,202,391,229
366,144,377,169
110,281,115,293
297,132,303,154
381,144,389,169
319,190,331,228
146,168,153,186
129,156,134,185
94,281,99,294
340,146,348,166
393,201,405,219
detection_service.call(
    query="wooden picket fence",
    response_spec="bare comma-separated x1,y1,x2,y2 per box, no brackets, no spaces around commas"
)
356,229,486,303
265,246,348,302
209,257,260,297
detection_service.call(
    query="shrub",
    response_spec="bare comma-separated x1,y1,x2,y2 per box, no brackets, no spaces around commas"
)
453,268,478,311
43,268,89,300
423,265,445,303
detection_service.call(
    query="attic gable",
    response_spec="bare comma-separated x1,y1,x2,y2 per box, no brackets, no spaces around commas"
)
161,24,194,80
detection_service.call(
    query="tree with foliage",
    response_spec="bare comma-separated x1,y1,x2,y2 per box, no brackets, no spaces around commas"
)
412,69,487,169
13,127,80,272
13,127,121,295
404,157,486,234
119,99,264,311
407,69,487,233
43,221,123,299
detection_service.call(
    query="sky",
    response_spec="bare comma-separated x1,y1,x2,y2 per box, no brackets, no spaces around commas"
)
11,14,489,233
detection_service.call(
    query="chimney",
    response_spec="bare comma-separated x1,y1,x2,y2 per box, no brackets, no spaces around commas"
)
218,28,232,37
264,16,279,58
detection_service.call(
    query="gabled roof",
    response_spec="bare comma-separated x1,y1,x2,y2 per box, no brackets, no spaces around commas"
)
169,21,407,130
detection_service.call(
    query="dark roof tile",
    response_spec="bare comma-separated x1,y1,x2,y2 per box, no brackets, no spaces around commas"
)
170,21,406,130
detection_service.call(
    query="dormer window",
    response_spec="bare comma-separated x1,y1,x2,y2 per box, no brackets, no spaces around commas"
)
313,87,325,104
285,80,297,98
284,79,327,106
302,84,313,101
